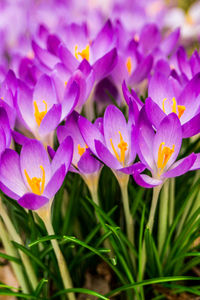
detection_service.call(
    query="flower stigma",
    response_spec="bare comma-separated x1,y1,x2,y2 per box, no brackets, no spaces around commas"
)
75,44,90,61
24,165,45,195
157,142,175,175
34,100,48,126
162,97,185,119
78,144,88,156
110,131,128,166
126,57,132,75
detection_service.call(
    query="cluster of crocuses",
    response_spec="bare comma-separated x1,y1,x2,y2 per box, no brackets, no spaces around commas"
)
0,12,199,212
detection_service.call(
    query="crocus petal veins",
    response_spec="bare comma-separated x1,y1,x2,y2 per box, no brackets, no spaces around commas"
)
157,142,175,174
110,131,128,166
34,100,48,126
24,165,45,195
126,57,132,75
162,97,185,119
75,44,90,61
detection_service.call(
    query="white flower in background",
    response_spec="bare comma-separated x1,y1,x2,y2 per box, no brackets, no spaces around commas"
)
164,1,200,39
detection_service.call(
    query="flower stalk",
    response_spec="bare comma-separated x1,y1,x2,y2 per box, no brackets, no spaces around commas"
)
38,205,75,300
0,217,29,293
0,199,38,290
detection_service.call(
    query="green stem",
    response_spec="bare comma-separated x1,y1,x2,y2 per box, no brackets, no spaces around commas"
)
147,185,162,232
118,174,135,268
158,180,169,255
141,185,162,278
38,207,75,300
84,174,113,256
168,178,175,227
0,217,29,293
0,200,38,290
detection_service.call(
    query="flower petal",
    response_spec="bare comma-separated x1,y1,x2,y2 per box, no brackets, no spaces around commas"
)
0,149,27,199
39,104,62,137
95,140,122,169
133,172,163,188
51,136,73,174
43,164,66,199
77,149,101,174
163,153,196,178
93,48,117,81
18,193,49,210
182,112,200,138
20,140,51,188
145,97,166,129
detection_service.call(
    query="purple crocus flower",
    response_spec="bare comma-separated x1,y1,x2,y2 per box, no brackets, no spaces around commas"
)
32,20,117,83
78,104,144,175
0,107,11,156
134,108,196,188
146,71,200,138
57,111,102,190
15,74,79,147
0,137,73,210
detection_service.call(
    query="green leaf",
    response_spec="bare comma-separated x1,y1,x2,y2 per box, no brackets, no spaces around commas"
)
51,288,109,299
105,276,200,297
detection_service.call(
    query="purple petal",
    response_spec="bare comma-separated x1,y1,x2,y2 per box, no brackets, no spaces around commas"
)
61,80,80,120
0,107,11,147
145,97,166,129
0,149,27,199
177,73,200,124
43,165,66,199
95,140,121,170
136,107,155,171
182,112,200,138
47,34,61,56
39,104,62,136
103,105,129,160
12,130,30,146
33,74,58,108
160,28,180,56
133,172,162,188
20,140,51,188
163,153,196,178
92,20,114,61
148,72,174,109
130,55,153,85
78,116,104,155
18,193,49,210
119,162,146,175
153,113,182,170
93,48,117,82
190,153,200,170
139,24,161,54
77,149,101,174
32,40,59,70
51,136,73,174
59,44,79,73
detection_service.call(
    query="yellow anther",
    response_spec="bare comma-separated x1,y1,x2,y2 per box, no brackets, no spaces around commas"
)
75,44,90,61
177,105,186,119
157,142,175,172
34,100,48,126
162,97,185,119
78,144,88,156
65,81,68,86
172,97,177,114
24,165,45,195
134,34,139,42
126,57,132,75
110,131,128,166
162,98,167,113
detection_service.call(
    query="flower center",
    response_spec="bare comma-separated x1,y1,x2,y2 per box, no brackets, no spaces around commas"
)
75,44,90,61
78,144,88,156
185,13,194,25
126,57,132,75
157,142,175,173
24,165,45,195
162,97,185,119
110,131,128,167
34,100,48,126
